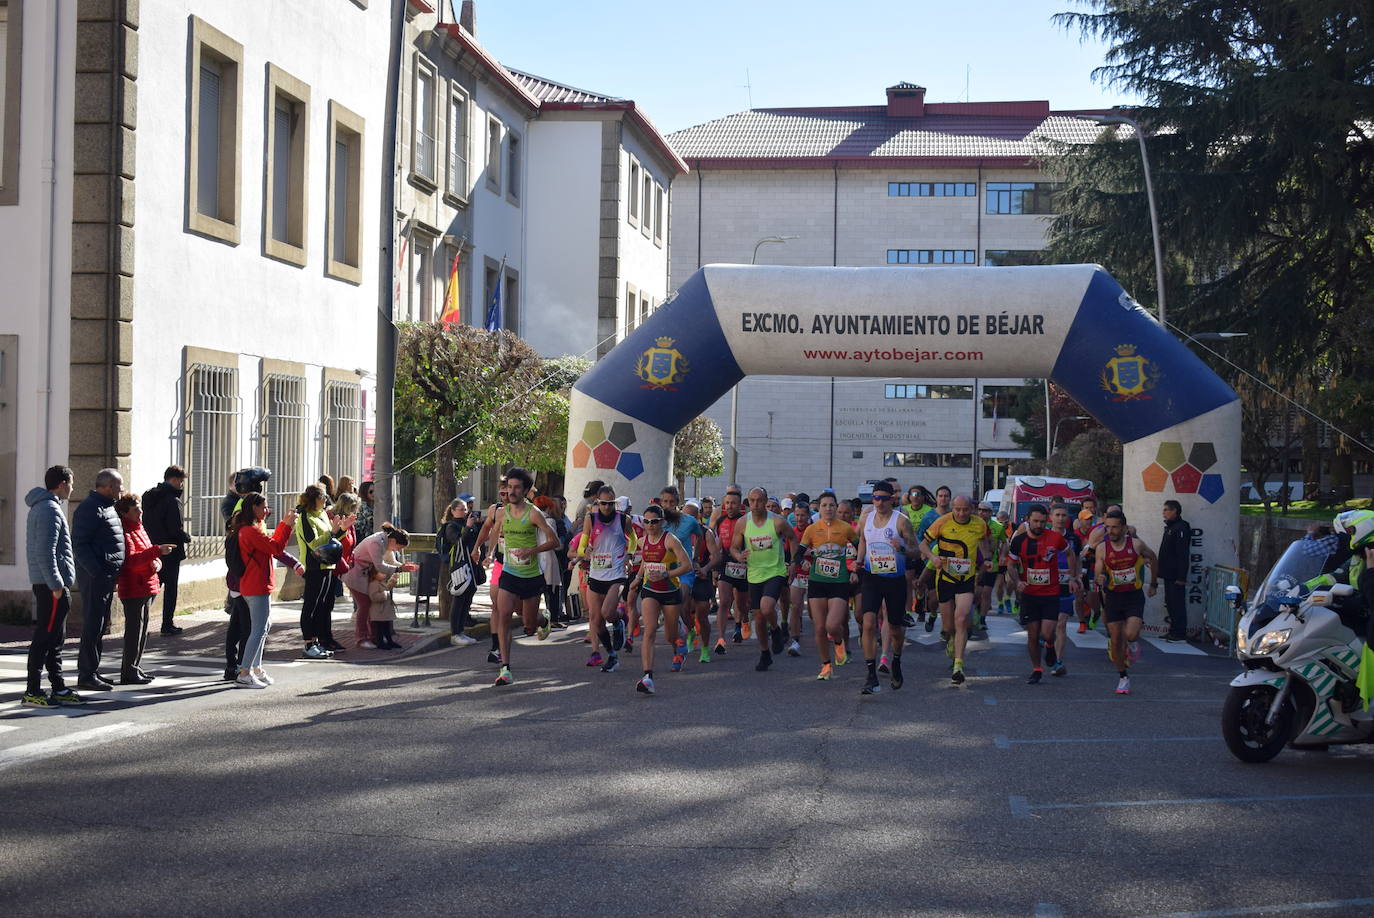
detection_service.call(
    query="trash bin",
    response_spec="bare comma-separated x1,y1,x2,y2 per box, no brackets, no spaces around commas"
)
411,551,442,626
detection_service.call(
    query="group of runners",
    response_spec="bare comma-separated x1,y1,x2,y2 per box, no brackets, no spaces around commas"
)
474,470,1161,697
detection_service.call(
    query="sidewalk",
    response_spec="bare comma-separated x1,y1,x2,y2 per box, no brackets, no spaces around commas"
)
0,590,499,665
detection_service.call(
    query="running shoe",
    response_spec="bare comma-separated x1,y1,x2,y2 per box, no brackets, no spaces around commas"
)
631,621,642,639
582,634,592,644
671,654,684,673
1051,662,1067,677
1027,669,1043,685
359,640,378,649
699,647,712,664
676,641,688,660
770,627,785,656
537,618,551,641
786,639,801,658
817,664,833,681
488,649,503,664
624,637,634,653
951,665,966,685
924,613,937,633
1088,613,1099,630
861,673,881,695
902,613,917,628
451,633,478,646
714,640,727,656
303,644,329,659
1077,621,1088,634
50,687,87,706
755,651,772,672
494,666,513,686
1115,676,1131,695
586,652,603,667
601,653,620,673
235,671,267,689
21,692,54,707
611,620,626,652
741,621,752,641
251,668,275,686
971,628,989,641
878,655,891,675
945,635,955,659
636,675,655,694
732,624,742,644
1128,641,1142,662
890,657,904,691
833,640,847,666
687,630,698,653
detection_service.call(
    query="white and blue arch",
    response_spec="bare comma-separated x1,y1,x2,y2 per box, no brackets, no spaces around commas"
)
566,264,1240,613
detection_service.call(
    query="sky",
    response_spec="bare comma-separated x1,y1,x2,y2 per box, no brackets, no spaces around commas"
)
463,0,1143,134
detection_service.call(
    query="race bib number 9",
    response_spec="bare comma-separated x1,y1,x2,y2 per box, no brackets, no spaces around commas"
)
725,561,747,579
816,557,842,579
1027,569,1051,586
945,557,971,576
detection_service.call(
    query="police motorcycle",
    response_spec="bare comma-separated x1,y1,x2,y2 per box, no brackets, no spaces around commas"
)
1221,530,1373,763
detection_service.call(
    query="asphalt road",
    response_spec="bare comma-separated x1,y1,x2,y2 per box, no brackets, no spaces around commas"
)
2,618,1372,918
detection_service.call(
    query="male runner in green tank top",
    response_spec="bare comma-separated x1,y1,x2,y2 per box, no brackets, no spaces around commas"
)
485,467,559,687
729,487,797,672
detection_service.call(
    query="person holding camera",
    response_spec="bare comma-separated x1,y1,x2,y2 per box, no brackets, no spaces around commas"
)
231,494,297,687
295,484,352,658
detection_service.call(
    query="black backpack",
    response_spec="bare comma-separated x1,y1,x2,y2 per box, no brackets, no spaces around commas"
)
225,529,246,583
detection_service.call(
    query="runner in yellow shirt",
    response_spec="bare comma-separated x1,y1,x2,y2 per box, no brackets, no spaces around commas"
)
921,495,992,684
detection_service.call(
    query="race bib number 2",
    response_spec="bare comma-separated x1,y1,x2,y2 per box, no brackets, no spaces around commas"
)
1112,567,1137,586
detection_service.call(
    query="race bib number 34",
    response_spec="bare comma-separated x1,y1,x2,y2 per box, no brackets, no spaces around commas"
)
869,544,898,575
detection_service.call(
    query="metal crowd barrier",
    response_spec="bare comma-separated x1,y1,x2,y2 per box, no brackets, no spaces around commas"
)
1201,564,1249,651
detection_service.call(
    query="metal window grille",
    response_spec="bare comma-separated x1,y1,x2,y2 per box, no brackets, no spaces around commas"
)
259,374,308,522
323,381,363,483
186,363,240,545
447,92,468,196
416,70,436,181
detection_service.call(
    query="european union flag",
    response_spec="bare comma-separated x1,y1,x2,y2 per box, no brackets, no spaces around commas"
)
484,275,501,333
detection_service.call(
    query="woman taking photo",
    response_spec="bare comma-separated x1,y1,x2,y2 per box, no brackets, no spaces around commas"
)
329,492,362,645
437,497,481,646
342,522,419,649
295,484,353,658
232,494,296,687
114,493,176,684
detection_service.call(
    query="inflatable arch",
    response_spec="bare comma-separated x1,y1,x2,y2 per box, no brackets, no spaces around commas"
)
566,265,1240,624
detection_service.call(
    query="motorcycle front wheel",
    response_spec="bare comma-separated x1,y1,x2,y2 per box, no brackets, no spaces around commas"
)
1221,685,1293,763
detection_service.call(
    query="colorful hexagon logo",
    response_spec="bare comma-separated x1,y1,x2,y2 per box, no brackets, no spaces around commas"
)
1141,462,1169,492
1198,473,1224,504
571,419,644,480
1171,463,1202,494
1155,441,1186,472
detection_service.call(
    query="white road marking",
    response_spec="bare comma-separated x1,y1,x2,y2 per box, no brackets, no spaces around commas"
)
1144,636,1207,656
994,734,1216,749
1129,897,1374,917
1010,791,1374,819
0,721,169,771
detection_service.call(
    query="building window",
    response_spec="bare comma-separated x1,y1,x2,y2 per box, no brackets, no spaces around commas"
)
184,361,240,545
323,377,364,482
188,16,244,244
985,181,1059,215
887,182,976,197
639,292,651,327
0,0,23,205
886,249,975,265
0,335,16,561
483,260,500,329
445,85,468,202
628,159,640,226
264,64,309,266
653,184,664,245
503,269,519,333
506,131,521,203
409,233,432,322
883,451,972,468
624,282,637,336
641,172,653,238
981,385,1024,419
485,115,502,193
326,100,365,284
984,249,1044,267
884,383,973,399
411,56,437,187
259,372,308,523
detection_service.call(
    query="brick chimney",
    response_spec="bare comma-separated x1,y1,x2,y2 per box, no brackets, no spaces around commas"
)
886,82,926,118
460,0,476,34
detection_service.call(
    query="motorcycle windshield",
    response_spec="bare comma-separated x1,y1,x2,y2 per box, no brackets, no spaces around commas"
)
1253,541,1332,608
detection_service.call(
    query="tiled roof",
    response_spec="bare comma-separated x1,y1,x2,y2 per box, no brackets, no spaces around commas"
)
668,106,1106,161
506,68,624,105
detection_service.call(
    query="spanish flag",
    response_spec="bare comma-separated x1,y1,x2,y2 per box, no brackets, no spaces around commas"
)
438,250,462,326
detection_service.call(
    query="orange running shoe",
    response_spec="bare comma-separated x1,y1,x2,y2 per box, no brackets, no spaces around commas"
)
742,620,752,641
817,663,834,681
833,640,848,666
1077,622,1088,634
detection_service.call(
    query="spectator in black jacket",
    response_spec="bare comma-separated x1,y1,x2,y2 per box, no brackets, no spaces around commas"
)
72,468,125,690
1158,500,1192,642
143,465,192,635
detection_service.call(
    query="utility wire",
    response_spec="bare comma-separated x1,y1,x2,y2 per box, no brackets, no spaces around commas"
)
1167,321,1374,457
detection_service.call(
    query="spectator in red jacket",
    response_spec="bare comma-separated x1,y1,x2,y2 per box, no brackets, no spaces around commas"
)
232,494,296,688
114,494,176,685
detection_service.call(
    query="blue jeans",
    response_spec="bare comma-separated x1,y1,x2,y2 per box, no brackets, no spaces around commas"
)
241,594,272,671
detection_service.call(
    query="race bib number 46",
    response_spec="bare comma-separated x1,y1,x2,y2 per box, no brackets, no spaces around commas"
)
1026,569,1051,586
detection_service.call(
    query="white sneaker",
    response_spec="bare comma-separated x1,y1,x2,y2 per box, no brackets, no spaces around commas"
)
1115,676,1131,695
636,675,655,695
358,640,377,649
251,668,274,685
786,639,801,657
235,670,267,689
451,633,477,646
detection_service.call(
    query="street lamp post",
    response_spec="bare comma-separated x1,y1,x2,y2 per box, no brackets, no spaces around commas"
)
1085,110,1166,327
728,235,799,485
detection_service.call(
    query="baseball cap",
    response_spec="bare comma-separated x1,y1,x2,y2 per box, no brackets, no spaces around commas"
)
794,492,811,505
872,480,895,495
781,498,794,510
615,496,630,512
1079,509,1094,521
685,498,701,510
458,492,474,503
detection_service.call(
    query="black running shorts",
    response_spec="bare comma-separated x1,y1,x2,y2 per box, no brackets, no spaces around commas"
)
747,576,786,609
498,571,545,601
861,573,907,627
1102,589,1146,623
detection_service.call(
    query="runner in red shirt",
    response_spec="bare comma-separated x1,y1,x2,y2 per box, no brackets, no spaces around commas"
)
1007,503,1077,684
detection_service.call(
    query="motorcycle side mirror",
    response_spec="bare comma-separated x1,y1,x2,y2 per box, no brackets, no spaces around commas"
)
1224,585,1242,600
